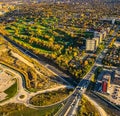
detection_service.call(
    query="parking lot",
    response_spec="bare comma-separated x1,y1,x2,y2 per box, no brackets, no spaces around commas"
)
108,84,120,105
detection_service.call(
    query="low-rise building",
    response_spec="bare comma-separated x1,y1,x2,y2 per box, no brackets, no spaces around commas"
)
102,74,111,93
100,18,116,25
106,27,111,34
114,41,120,47
114,74,120,85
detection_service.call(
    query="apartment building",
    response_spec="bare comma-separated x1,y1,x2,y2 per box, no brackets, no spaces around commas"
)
86,37,99,52
94,31,103,43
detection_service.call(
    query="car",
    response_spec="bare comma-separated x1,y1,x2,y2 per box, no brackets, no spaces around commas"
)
73,93,76,96
71,104,74,107
85,81,89,85
76,87,80,90
78,88,81,91
80,87,84,90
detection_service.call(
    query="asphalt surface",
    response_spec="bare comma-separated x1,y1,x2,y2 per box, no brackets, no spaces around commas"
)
58,65,97,116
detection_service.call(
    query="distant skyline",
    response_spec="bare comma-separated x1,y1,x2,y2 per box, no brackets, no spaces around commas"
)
0,0,120,4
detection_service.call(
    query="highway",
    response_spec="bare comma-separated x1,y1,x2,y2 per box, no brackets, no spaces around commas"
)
58,65,97,116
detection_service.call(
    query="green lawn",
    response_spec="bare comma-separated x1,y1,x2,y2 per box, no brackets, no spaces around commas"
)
4,80,17,98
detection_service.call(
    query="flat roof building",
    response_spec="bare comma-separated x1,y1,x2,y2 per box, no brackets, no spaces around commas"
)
93,37,99,47
106,27,111,34
114,41,120,47
94,31,103,43
101,31,107,39
86,38,98,52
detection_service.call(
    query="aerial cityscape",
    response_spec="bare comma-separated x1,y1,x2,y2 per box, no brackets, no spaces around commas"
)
0,0,120,116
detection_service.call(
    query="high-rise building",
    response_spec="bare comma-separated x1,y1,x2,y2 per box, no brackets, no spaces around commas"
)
86,39,96,52
94,31,103,43
93,37,99,47
101,30,107,39
112,19,115,25
86,37,99,52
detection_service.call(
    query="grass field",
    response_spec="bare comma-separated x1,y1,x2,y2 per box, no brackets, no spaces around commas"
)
0,80,18,103
4,80,17,99
29,89,73,106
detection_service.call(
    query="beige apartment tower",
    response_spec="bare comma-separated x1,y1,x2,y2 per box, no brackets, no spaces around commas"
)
86,39,97,52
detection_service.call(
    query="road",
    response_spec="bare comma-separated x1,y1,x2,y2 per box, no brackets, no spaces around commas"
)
58,25,119,116
58,65,97,116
